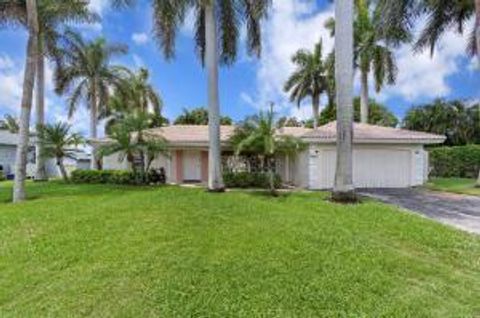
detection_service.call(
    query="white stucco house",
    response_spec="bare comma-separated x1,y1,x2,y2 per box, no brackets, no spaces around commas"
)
96,122,445,189
0,130,89,179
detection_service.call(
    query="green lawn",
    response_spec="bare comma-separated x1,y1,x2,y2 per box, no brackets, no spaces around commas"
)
427,178,480,196
0,182,479,317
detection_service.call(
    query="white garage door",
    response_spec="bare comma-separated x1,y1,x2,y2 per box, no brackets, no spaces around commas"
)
310,147,413,189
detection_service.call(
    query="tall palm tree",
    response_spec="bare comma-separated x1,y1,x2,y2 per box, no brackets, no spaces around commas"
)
326,0,398,124
54,30,129,169
37,122,84,181
5,0,39,202
333,0,356,202
128,68,163,115
152,0,271,191
0,1,98,181
284,40,328,129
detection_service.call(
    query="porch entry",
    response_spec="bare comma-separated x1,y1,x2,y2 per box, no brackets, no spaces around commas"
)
183,150,202,182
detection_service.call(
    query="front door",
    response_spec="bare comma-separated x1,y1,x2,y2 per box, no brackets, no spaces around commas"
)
183,150,201,182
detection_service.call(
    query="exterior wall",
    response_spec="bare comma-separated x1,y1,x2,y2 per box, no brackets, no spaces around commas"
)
103,152,131,171
0,145,17,175
292,150,309,188
201,151,208,183
307,143,427,189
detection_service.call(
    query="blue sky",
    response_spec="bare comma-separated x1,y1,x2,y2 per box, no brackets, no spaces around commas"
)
0,0,479,136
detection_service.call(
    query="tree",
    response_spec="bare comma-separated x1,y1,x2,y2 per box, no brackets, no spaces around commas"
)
173,107,233,125
403,99,480,146
333,0,356,202
9,0,39,203
152,0,271,191
127,68,163,116
54,30,129,169
0,0,98,181
37,122,84,181
316,97,398,127
99,113,169,176
230,105,305,196
0,114,20,133
284,40,328,129
326,0,398,124
277,116,303,128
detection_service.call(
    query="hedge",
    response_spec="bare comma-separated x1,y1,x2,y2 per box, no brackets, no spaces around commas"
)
429,145,480,178
0,171,5,182
223,171,282,189
70,169,165,185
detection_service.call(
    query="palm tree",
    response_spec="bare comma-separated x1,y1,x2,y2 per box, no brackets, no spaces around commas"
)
99,113,168,176
54,30,129,169
231,104,305,196
152,0,271,191
332,0,356,202
0,115,20,133
326,0,398,124
128,68,163,115
0,1,98,181
7,0,39,203
284,40,328,129
37,122,84,181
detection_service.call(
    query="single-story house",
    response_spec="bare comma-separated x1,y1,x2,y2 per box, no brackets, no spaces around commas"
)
0,130,59,179
96,122,445,189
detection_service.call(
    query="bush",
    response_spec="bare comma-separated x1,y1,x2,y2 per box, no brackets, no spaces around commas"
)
70,169,166,185
223,172,282,189
0,171,5,182
429,145,480,178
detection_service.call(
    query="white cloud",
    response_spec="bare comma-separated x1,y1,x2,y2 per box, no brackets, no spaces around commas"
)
0,54,14,70
87,0,109,16
132,54,145,68
377,29,468,102
180,8,196,36
132,32,149,45
244,0,335,116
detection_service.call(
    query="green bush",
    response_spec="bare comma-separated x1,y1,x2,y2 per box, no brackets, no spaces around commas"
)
70,170,160,185
0,171,5,182
429,145,480,178
224,172,282,189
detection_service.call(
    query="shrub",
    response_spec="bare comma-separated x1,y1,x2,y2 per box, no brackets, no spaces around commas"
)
429,145,480,178
70,169,165,185
223,172,282,189
0,171,5,182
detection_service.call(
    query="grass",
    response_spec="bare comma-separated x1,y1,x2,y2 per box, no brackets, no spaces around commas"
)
0,181,479,317
427,178,480,196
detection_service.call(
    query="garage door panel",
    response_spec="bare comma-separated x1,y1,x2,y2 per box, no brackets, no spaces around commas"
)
309,147,413,189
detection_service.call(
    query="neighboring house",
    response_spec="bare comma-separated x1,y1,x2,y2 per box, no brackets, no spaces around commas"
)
94,122,445,189
0,130,59,179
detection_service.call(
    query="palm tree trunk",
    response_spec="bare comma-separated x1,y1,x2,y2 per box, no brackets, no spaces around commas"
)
90,82,100,170
13,0,39,203
205,2,225,192
332,0,356,203
360,70,369,124
57,157,69,182
312,94,320,129
34,35,48,181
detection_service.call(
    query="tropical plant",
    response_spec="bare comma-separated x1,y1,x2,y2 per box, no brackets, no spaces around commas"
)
0,114,20,133
377,0,479,59
316,97,399,128
54,30,129,169
6,0,39,202
284,40,328,129
403,99,480,146
173,107,233,126
0,0,98,181
152,0,271,191
37,122,84,181
99,113,169,178
230,104,305,196
333,0,356,202
277,116,303,128
326,0,398,124
125,67,163,115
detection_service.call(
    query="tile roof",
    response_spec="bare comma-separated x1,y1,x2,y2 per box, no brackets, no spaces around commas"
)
303,121,446,143
146,125,236,144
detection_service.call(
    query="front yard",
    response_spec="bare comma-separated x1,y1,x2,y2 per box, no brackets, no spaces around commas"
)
427,178,480,196
0,182,479,317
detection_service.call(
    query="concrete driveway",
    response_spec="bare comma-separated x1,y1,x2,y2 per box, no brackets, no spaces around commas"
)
359,188,480,234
